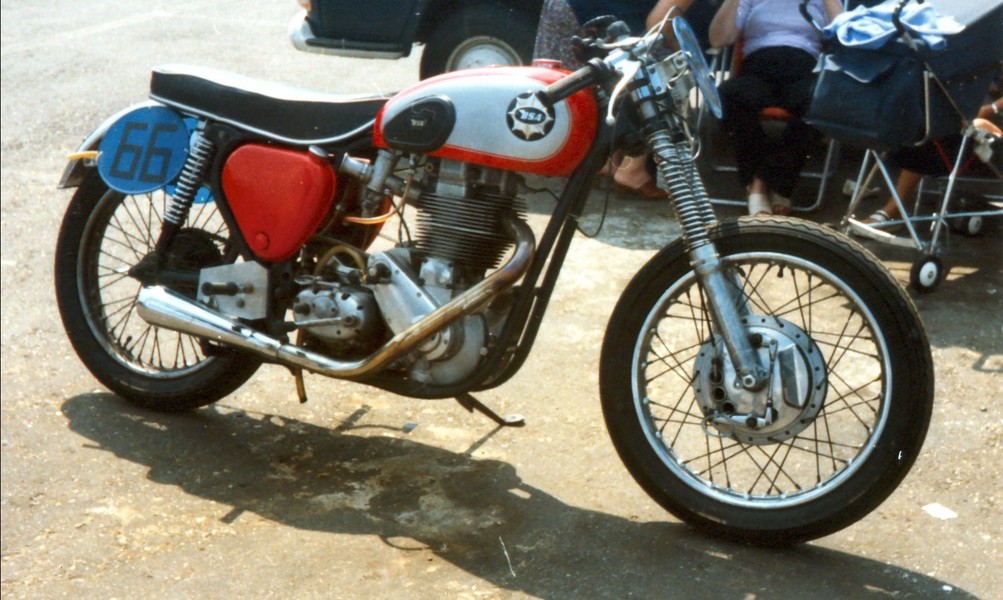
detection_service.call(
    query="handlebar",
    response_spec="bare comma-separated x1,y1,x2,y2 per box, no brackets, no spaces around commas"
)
537,58,610,107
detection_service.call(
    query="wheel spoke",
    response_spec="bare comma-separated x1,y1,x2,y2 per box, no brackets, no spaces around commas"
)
116,199,156,253
749,442,800,494
631,251,889,505
75,188,230,377
645,333,701,386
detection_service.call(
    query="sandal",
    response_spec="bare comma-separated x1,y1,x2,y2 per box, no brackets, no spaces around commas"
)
748,193,771,216
848,209,896,240
862,209,893,225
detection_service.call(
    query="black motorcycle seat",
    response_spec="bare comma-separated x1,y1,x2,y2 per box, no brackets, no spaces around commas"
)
149,65,390,145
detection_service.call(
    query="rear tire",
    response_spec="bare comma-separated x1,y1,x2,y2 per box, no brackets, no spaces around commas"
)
600,218,934,545
419,3,537,79
55,173,261,411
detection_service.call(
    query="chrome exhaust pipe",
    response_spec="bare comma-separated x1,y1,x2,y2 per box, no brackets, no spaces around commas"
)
136,215,535,379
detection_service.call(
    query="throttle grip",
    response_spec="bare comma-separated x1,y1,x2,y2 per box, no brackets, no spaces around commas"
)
537,59,607,106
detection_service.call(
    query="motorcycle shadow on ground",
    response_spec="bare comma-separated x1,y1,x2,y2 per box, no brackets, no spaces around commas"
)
62,394,974,598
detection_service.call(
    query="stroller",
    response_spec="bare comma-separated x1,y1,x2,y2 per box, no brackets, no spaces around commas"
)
803,0,1002,292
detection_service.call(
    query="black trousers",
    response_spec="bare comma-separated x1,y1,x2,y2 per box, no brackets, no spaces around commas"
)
718,46,822,198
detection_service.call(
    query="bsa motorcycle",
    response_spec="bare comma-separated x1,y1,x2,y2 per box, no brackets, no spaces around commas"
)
55,15,934,545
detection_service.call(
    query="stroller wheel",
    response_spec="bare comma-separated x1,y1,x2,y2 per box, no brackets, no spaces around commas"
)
949,197,986,237
950,214,984,237
910,256,946,293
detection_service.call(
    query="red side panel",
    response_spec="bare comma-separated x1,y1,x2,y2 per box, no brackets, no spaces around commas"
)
222,144,335,262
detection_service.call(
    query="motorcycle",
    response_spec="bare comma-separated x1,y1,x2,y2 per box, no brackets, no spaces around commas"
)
55,14,933,545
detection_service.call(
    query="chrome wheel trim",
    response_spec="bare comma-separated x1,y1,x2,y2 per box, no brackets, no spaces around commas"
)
446,36,522,71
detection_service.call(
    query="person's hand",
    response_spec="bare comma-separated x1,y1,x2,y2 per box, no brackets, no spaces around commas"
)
977,100,1001,121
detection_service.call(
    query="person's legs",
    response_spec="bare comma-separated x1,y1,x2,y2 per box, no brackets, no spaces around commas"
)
719,73,775,212
747,177,772,215
863,169,923,224
761,119,820,205
752,50,819,212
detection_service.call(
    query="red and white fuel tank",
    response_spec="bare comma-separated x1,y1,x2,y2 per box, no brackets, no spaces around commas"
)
373,67,598,177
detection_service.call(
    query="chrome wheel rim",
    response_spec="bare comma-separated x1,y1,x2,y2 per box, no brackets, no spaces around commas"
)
631,252,891,509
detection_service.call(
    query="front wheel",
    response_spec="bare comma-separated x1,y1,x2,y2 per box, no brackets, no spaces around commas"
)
600,218,934,545
54,172,262,411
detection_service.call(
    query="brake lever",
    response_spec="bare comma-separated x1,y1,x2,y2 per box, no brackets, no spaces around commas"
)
605,59,641,126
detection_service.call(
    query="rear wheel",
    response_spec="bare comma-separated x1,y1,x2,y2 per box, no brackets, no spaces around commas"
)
600,218,933,545
419,4,537,79
54,173,261,411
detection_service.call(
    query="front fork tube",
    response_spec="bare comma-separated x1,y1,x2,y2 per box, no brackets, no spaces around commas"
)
650,128,768,391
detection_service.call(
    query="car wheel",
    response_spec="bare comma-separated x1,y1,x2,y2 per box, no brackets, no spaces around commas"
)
420,3,537,79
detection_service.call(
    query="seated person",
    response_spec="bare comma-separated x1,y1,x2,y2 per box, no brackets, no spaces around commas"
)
709,0,842,215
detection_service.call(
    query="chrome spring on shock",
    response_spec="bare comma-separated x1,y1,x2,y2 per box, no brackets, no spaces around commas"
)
677,140,717,228
649,129,715,250
652,128,766,386
155,131,216,254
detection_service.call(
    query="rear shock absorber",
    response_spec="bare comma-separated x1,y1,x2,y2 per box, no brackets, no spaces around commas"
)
154,130,216,256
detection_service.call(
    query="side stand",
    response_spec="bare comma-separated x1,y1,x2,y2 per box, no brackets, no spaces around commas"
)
455,393,525,427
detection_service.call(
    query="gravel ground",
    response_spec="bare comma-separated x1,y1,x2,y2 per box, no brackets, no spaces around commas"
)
3,1,1001,598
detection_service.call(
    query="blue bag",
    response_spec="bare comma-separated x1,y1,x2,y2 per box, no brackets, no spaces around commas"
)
804,43,926,151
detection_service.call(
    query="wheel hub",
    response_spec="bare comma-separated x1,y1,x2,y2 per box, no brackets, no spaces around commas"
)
163,228,224,271
692,317,827,444
128,228,224,296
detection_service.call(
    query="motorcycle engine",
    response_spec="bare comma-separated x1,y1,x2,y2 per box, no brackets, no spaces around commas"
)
368,158,527,385
292,279,385,358
293,284,378,339
294,158,526,385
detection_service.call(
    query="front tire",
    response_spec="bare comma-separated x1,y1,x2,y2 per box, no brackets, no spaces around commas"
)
55,173,261,411
600,218,934,545
419,3,537,79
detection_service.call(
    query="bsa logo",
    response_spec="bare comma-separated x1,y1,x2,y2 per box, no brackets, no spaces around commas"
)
506,92,556,141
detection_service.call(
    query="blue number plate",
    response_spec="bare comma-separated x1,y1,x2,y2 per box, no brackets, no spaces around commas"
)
97,106,190,194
